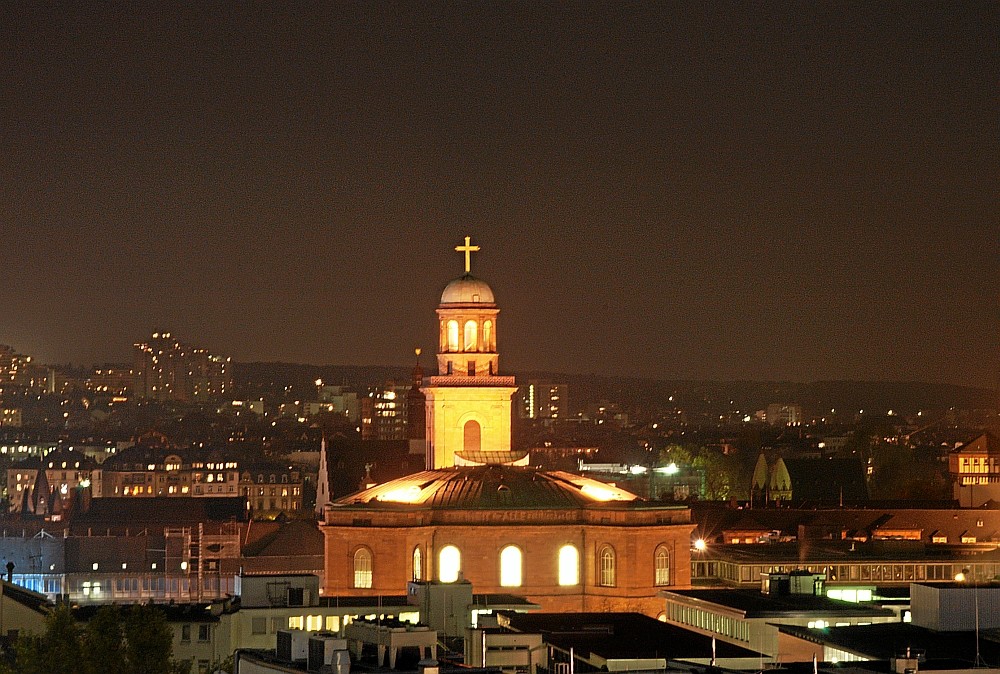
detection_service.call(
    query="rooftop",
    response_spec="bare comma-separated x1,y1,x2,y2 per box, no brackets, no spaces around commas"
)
778,622,1000,664
500,612,762,661
333,465,663,509
661,589,898,619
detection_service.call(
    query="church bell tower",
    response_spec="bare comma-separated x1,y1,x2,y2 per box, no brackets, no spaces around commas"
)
421,237,521,468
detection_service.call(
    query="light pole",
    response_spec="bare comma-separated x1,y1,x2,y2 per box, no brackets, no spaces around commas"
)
957,567,985,668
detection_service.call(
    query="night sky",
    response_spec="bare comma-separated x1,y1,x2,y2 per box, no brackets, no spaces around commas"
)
2,3,997,388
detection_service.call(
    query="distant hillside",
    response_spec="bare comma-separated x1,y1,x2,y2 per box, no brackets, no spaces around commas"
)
233,362,997,416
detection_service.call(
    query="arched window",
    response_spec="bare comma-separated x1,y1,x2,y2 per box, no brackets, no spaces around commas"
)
354,548,373,589
558,545,579,586
483,320,493,351
439,545,461,583
654,545,670,586
447,320,459,352
412,546,422,581
599,546,616,587
499,545,523,587
464,420,481,453
464,320,477,351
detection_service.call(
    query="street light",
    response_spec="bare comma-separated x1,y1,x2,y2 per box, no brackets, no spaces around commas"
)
693,538,707,552
957,567,984,668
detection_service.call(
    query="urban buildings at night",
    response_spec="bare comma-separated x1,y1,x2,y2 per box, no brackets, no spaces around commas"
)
133,331,232,402
516,380,569,421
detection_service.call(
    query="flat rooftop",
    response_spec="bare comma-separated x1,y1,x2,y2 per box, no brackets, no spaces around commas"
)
500,611,763,661
661,589,897,619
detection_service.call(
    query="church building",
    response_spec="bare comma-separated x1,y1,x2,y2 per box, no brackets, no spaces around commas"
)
320,238,694,616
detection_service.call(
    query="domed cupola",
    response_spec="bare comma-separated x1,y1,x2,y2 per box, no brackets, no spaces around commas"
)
435,237,501,378
440,274,496,305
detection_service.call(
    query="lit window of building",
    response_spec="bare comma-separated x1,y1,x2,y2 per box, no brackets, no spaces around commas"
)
499,545,522,587
655,545,671,586
599,546,616,587
412,547,422,581
439,545,461,583
354,548,373,589
558,545,580,586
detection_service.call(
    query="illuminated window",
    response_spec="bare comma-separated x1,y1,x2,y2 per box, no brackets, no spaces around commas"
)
483,320,493,350
499,545,523,587
558,545,580,586
354,548,373,589
464,320,477,351
463,420,481,453
439,545,461,583
599,546,616,587
654,545,670,586
447,321,459,352
412,546,422,581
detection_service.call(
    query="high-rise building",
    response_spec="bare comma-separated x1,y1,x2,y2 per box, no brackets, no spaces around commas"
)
133,332,231,402
360,383,410,441
517,381,569,420
0,344,48,392
86,365,134,396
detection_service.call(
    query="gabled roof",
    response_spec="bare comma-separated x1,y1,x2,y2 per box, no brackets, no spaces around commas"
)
1,579,50,615
72,497,248,525
951,433,1000,456
243,520,323,557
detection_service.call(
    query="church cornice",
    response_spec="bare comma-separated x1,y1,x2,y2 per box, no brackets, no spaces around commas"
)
425,375,516,387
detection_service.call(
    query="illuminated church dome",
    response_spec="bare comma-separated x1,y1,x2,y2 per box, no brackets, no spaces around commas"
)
440,274,495,305
336,465,639,509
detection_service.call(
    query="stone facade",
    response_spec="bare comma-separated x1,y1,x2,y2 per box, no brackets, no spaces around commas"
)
322,496,693,616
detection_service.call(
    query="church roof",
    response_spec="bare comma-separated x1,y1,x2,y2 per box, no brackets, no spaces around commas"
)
440,273,495,304
334,465,644,509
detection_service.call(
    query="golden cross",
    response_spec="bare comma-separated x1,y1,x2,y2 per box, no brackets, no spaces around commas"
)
454,236,480,273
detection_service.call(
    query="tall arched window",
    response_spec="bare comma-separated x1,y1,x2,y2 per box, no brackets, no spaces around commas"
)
499,545,523,587
354,548,373,589
447,321,460,352
412,546,423,582
439,545,461,583
558,545,579,586
654,545,670,586
463,420,481,453
599,546,616,587
464,320,477,351
483,320,493,351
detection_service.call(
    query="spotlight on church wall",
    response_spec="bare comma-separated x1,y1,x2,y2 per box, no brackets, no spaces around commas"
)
693,538,707,552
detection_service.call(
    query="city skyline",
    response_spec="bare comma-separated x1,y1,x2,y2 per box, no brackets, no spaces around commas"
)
2,4,996,388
